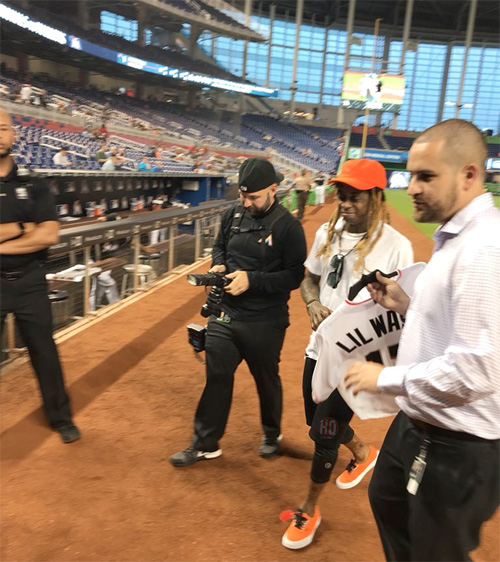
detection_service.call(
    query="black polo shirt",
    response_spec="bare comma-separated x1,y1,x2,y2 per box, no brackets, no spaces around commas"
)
0,163,58,270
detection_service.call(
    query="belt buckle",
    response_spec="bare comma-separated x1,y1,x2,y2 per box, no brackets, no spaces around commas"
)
217,311,231,323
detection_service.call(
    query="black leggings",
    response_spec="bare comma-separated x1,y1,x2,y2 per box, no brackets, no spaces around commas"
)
303,356,355,483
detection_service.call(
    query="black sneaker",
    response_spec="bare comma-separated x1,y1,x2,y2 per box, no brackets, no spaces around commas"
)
55,424,81,444
259,434,283,459
170,445,222,467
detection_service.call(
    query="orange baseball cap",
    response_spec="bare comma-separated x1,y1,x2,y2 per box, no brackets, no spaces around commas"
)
333,158,387,190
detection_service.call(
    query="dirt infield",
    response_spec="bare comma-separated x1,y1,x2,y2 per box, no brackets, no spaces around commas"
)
1,200,498,562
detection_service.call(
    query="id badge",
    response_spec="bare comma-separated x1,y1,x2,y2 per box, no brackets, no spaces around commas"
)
407,456,427,495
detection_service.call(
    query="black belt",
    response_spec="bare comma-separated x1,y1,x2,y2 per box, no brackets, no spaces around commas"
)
408,416,494,443
0,263,38,280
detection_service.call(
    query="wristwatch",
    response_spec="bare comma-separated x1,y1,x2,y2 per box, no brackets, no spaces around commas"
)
18,222,25,234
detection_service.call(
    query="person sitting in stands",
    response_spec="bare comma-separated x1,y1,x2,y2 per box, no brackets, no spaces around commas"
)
138,156,160,172
53,147,72,167
111,147,125,170
97,123,108,139
20,83,32,105
101,156,116,171
95,144,108,165
151,145,162,158
138,156,151,171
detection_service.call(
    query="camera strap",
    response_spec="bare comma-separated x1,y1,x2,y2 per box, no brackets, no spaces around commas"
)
228,204,287,272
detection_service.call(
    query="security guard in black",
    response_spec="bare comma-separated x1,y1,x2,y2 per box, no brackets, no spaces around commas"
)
0,109,79,443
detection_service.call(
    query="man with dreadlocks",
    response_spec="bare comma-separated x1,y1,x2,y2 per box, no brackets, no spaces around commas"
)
281,158,414,549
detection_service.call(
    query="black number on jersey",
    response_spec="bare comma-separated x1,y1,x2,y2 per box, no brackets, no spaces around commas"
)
365,344,399,365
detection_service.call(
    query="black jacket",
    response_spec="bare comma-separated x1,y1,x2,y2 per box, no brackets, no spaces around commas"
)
212,201,306,321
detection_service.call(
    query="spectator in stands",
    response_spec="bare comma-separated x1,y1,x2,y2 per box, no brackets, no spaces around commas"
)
293,170,313,220
107,147,123,162
101,155,116,171
138,156,150,171
56,100,68,114
39,89,48,107
52,147,72,168
95,143,108,165
66,101,78,116
32,89,48,108
20,83,32,105
138,156,160,172
97,123,108,139
112,148,126,171
151,145,162,158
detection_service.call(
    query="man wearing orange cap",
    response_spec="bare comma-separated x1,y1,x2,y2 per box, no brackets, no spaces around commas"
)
281,158,414,549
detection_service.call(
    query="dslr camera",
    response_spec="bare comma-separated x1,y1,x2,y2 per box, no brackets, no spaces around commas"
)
187,272,231,318
186,272,230,353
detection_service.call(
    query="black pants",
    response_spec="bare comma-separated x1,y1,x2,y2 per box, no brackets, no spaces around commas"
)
0,266,73,428
303,356,355,482
369,411,500,561
193,315,287,451
296,191,309,220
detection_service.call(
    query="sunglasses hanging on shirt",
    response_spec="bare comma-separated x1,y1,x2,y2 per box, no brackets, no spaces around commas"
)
327,234,367,289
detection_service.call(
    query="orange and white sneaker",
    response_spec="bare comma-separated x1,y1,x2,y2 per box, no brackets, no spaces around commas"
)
336,445,379,490
280,507,321,549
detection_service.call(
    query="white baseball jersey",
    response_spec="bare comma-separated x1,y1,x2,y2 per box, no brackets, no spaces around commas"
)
312,262,426,419
305,219,414,360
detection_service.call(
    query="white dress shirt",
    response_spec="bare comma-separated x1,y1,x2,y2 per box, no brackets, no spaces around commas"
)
378,193,500,439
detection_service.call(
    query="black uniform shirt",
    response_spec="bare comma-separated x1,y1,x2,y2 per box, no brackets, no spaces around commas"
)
0,163,58,270
212,201,307,321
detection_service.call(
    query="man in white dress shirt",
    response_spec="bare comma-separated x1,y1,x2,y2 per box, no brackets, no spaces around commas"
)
345,119,500,561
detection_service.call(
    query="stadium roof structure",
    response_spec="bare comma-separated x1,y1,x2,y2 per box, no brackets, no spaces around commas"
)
23,0,266,43
238,0,500,42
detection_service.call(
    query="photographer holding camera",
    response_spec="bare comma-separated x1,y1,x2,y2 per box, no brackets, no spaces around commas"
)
171,158,307,467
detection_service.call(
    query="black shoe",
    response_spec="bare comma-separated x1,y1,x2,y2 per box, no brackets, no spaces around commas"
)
259,434,283,459
170,445,222,467
56,424,81,443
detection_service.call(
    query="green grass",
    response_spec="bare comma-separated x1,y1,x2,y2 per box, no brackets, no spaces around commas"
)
385,190,438,239
385,190,500,238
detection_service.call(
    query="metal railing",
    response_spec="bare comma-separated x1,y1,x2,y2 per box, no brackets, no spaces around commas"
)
1,200,232,364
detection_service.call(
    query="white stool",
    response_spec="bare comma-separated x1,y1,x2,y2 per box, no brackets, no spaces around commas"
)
139,253,161,278
121,264,154,297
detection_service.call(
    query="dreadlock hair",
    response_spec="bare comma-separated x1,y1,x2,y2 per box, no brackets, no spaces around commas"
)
315,187,390,275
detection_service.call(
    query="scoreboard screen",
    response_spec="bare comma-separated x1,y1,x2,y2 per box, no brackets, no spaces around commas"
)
342,71,405,113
